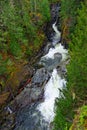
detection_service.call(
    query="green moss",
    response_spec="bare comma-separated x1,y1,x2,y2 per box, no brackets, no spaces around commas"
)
79,106,87,126
70,105,87,130
54,1,87,130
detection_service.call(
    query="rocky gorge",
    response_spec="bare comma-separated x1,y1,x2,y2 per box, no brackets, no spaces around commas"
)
0,3,69,130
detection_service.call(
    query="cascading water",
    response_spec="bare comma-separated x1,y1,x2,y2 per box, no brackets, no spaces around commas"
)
2,5,69,130
41,43,68,60
14,22,68,130
37,23,68,124
52,22,61,45
37,69,66,123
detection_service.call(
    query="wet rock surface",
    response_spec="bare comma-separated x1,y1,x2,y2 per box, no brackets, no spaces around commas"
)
43,42,54,54
32,68,50,84
0,68,50,130
12,68,50,108
14,103,50,130
39,52,62,71
50,3,60,23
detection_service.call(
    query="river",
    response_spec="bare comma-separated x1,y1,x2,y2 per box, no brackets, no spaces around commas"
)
37,23,68,124
13,19,68,130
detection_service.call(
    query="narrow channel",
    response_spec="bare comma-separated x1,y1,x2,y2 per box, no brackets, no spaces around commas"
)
37,22,68,124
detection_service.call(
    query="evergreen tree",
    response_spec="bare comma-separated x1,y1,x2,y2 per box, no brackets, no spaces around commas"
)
54,1,87,130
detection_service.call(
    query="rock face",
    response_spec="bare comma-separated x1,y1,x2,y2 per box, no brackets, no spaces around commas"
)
39,52,62,71
32,68,50,84
0,68,50,130
50,3,60,23
14,68,50,108
14,103,50,130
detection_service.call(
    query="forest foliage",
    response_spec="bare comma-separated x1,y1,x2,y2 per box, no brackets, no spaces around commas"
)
0,0,51,105
54,0,87,130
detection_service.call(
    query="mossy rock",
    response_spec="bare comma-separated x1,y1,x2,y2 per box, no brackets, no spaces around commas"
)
70,105,87,130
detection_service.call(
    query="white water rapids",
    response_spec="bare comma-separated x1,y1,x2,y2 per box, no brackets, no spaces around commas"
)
52,22,61,45
37,23,68,123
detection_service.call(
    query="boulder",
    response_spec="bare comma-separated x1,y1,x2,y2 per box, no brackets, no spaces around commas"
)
32,68,50,84
39,52,62,71
13,68,50,108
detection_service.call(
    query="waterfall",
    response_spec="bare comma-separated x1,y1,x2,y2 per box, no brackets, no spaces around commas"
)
52,22,61,45
37,69,66,123
41,43,68,60
37,23,68,123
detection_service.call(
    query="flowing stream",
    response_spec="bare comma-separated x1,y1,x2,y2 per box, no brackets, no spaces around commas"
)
12,12,69,130
1,5,69,130
13,21,68,130
37,23,68,124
